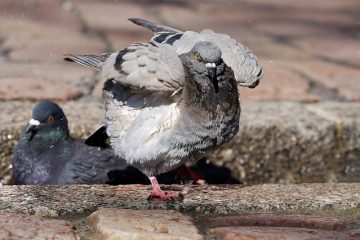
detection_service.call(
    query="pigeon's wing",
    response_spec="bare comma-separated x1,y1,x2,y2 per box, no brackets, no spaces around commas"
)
65,43,185,93
172,30,264,88
12,141,30,184
129,18,182,34
57,141,129,184
129,18,184,45
128,18,263,87
64,52,112,70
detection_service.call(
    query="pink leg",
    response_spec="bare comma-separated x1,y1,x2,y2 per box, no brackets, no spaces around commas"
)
149,177,179,200
176,165,206,185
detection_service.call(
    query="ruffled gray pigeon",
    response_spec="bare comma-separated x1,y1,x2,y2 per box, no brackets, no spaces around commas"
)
65,18,263,199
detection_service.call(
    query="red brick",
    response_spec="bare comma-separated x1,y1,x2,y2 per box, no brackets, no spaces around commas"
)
205,214,345,231
0,0,77,25
0,62,94,100
290,60,360,101
210,226,356,240
0,77,81,101
240,61,320,102
1,18,104,63
294,36,360,67
0,211,77,240
75,1,154,32
239,0,360,11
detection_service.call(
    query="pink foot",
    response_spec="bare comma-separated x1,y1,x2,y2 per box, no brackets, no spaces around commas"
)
177,165,207,185
195,179,206,185
151,189,179,200
148,177,180,200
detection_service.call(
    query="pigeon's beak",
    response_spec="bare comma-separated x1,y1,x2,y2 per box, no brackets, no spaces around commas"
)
206,63,218,92
25,119,40,134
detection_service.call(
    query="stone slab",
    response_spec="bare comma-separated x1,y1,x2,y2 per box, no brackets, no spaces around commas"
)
0,184,358,217
88,208,203,240
213,101,360,184
1,100,360,185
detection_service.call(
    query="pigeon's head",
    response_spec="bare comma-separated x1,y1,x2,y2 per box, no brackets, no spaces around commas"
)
190,41,223,92
25,101,69,140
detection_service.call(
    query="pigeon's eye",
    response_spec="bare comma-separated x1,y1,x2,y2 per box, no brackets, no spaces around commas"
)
47,115,55,125
195,52,203,62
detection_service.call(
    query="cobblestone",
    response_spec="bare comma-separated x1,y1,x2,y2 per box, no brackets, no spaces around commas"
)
88,208,203,240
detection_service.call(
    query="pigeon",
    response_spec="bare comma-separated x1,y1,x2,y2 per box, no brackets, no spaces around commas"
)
65,18,263,199
12,101,147,185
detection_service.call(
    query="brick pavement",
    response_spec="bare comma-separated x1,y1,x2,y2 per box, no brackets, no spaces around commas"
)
1,0,359,102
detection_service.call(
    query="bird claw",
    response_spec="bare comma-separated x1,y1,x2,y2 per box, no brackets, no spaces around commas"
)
151,191,178,199
195,179,206,185
148,190,183,201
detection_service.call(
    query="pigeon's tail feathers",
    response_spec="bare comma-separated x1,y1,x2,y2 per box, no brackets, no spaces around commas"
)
129,18,183,34
64,53,111,70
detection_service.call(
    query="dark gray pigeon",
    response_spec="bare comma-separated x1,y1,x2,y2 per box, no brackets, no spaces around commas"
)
12,101,146,185
65,18,263,199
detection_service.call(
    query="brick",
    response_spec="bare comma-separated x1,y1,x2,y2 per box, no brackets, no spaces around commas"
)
0,76,81,101
290,60,360,101
210,226,356,240
240,61,320,101
294,37,360,68
0,0,105,62
75,1,153,32
0,211,77,240
0,0,77,25
0,62,95,100
1,18,104,63
88,208,203,240
239,0,360,11
205,214,345,231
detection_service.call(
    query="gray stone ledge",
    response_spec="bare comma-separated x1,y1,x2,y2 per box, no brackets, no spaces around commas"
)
1,100,360,184
0,184,359,217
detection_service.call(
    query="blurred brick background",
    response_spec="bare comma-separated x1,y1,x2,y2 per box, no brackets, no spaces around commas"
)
1,0,359,102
